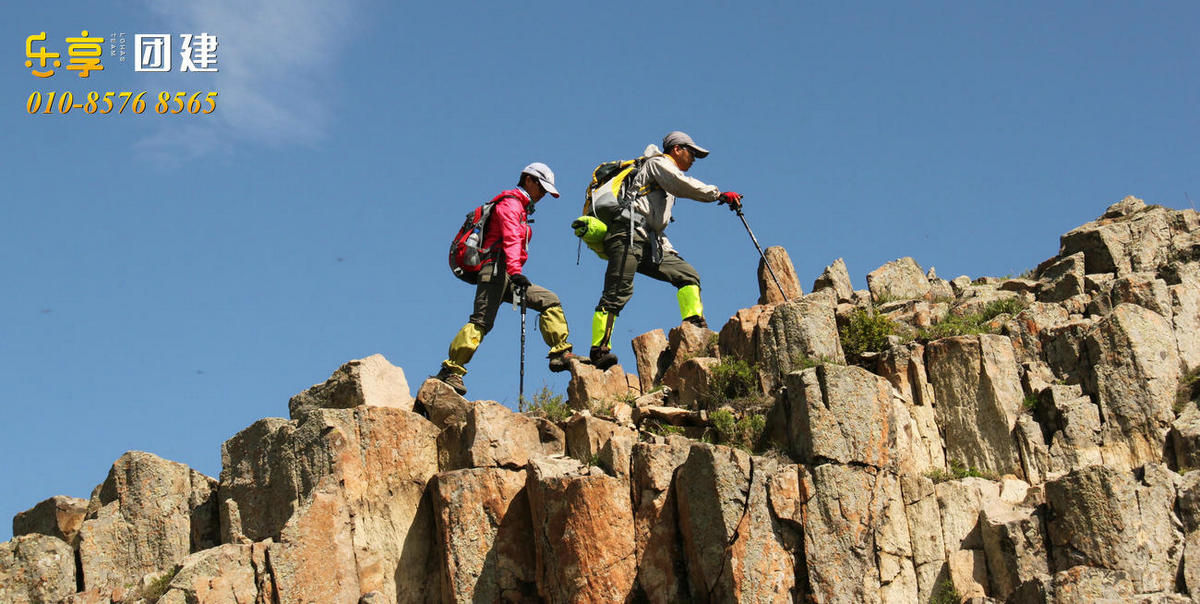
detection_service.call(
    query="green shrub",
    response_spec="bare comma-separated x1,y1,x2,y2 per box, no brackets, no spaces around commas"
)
141,565,180,601
840,309,898,357
979,297,1029,321
931,579,962,604
793,353,844,371
917,313,989,341
948,459,998,481
708,409,766,452
521,386,571,422
1022,393,1039,412
917,297,1030,342
710,358,758,399
925,460,999,483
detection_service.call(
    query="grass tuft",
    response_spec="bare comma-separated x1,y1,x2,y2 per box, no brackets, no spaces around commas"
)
520,386,572,422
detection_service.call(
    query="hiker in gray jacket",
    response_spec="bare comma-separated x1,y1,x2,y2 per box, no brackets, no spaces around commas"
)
589,131,743,369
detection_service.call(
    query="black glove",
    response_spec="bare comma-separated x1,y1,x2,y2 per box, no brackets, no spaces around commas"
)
718,191,743,211
510,273,532,290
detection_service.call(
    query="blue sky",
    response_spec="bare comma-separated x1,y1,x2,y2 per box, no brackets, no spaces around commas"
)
2,1,1197,541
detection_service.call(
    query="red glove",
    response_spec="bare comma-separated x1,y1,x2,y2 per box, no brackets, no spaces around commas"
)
718,191,743,210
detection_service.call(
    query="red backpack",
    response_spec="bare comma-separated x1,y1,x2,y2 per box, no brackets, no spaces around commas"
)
448,193,510,284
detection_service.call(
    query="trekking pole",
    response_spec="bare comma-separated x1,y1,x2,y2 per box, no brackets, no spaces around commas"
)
518,286,528,406
735,206,790,302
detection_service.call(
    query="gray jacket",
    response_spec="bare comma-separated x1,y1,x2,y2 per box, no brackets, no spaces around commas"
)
626,144,721,252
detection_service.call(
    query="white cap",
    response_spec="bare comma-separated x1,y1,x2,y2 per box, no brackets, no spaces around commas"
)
521,162,559,198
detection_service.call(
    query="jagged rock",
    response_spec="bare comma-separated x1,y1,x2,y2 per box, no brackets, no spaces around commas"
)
221,407,439,602
876,343,935,405
675,444,796,602
1059,198,1194,278
1104,195,1148,218
867,257,931,302
414,378,473,429
1014,415,1052,485
430,468,536,603
1005,303,1070,368
674,356,719,410
813,257,854,302
799,463,915,603
1046,393,1104,475
900,474,947,602
780,365,897,469
598,430,634,482
1044,464,1182,593
718,305,772,364
631,329,669,393
1183,530,1200,599
1085,303,1179,469
440,401,560,471
1042,318,1094,385
288,354,413,419
929,277,955,301
954,287,1026,317
757,246,804,304
660,322,718,391
633,404,704,427
563,413,633,464
951,275,972,295
1172,406,1200,472
268,486,360,603
980,505,1049,599
13,495,88,546
631,439,693,602
78,451,218,599
156,542,273,604
1050,565,1135,602
755,299,844,393
926,335,1024,477
565,358,635,411
1176,472,1200,533
0,534,77,604
1110,272,1173,318
1037,252,1086,303
1000,278,1039,294
526,456,636,603
946,549,988,599
1171,276,1200,372
937,478,1002,556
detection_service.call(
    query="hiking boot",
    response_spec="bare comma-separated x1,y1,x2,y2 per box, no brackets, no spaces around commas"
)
435,368,467,395
683,315,708,329
589,346,619,370
547,350,578,373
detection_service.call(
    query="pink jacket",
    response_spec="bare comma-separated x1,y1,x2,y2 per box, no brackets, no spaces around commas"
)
481,187,532,276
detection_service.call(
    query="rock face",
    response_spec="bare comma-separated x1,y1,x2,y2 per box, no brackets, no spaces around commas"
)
0,534,77,604
926,334,1024,477
431,468,536,602
78,451,218,599
526,457,636,603
220,407,439,602
7,200,1200,604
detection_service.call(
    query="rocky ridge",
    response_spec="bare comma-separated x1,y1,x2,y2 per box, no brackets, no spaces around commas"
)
4,196,1200,603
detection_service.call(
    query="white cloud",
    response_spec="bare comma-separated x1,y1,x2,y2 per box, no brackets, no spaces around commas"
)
137,0,358,159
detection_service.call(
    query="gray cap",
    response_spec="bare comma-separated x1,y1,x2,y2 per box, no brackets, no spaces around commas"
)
521,162,559,198
662,131,710,158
